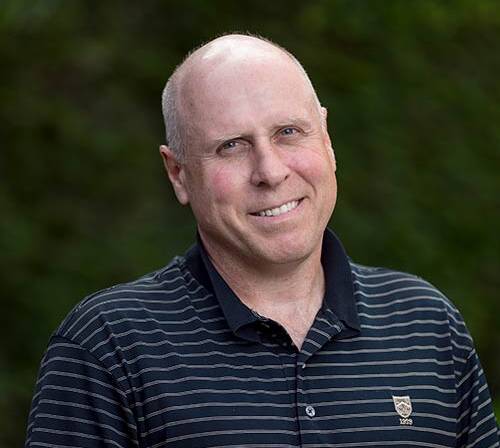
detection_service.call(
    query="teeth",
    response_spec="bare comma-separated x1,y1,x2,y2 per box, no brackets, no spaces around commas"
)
257,200,299,217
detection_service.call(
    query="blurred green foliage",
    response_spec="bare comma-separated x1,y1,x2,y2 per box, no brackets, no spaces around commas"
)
1,1,498,445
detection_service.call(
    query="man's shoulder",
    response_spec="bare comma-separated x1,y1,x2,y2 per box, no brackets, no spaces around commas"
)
348,261,476,371
54,255,202,343
349,261,465,320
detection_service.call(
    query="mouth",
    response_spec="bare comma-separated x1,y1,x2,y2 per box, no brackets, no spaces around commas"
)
250,198,303,217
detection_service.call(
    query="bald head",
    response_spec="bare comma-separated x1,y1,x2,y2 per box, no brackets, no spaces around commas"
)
161,34,321,161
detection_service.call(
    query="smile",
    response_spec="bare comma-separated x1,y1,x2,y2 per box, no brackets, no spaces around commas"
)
252,200,300,217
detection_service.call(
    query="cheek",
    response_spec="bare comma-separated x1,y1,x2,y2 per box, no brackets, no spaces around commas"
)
207,164,244,204
291,149,335,182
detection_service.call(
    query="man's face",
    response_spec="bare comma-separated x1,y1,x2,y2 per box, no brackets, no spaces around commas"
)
164,47,337,272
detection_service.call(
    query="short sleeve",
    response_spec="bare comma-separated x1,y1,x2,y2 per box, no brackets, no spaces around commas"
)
455,347,499,447
25,335,138,447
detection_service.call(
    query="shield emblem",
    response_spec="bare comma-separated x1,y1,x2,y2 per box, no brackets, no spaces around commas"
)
392,395,412,418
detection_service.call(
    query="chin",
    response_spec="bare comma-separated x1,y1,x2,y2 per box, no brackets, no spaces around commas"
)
256,239,318,266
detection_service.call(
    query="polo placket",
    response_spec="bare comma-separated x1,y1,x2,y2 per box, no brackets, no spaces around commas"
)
255,306,349,446
295,310,345,445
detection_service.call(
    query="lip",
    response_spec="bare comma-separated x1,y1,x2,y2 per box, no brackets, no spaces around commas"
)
249,197,304,218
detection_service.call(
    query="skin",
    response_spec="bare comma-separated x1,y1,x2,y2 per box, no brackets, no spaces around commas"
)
160,35,337,348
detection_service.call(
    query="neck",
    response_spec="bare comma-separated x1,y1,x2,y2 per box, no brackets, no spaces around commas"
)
203,239,325,349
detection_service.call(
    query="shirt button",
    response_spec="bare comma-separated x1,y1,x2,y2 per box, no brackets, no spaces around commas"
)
305,405,316,418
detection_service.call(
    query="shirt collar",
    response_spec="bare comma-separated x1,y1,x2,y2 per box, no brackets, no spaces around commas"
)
321,228,360,334
184,228,360,340
184,236,261,341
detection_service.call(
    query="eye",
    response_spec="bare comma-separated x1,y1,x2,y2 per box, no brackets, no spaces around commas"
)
220,140,239,151
218,138,250,156
280,127,299,136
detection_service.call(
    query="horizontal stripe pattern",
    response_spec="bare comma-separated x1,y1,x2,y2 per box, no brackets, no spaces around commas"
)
25,248,499,447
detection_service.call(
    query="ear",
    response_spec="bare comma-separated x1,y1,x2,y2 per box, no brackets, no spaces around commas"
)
159,145,190,205
320,107,336,169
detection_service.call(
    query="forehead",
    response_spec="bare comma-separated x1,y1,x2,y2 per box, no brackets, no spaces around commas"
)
180,50,318,142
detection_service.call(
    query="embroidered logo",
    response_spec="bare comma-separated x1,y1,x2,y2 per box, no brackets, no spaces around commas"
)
392,395,413,425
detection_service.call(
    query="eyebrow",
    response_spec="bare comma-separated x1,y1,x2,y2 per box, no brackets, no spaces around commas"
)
273,117,311,130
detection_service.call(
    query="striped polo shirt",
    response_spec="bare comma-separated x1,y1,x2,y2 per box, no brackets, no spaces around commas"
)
26,229,499,447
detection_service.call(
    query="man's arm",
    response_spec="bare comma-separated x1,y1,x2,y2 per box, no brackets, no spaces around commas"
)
25,335,138,448
455,346,499,447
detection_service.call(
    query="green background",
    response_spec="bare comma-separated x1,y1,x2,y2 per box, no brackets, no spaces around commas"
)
1,1,498,445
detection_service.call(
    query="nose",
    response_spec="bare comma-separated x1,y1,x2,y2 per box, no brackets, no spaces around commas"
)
250,141,291,188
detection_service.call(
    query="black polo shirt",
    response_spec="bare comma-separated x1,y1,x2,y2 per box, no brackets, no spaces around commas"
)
26,229,499,447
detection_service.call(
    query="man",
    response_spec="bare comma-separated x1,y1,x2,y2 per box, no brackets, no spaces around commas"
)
26,34,498,447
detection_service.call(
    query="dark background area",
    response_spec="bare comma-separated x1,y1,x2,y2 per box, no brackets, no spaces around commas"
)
1,1,498,446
